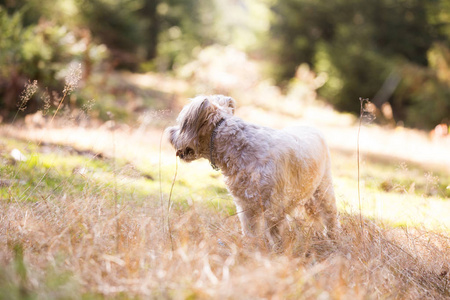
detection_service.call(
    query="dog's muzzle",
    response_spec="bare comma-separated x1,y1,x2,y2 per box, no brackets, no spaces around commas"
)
176,147,194,159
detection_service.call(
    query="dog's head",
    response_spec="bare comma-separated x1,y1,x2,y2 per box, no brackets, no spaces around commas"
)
165,95,236,162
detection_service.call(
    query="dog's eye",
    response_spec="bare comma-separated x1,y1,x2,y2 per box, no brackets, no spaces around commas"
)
185,147,194,155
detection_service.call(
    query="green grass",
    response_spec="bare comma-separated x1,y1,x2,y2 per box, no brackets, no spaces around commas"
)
2,135,449,230
0,137,233,213
331,149,450,231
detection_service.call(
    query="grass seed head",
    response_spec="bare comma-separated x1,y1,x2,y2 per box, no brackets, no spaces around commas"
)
17,80,38,111
63,63,82,95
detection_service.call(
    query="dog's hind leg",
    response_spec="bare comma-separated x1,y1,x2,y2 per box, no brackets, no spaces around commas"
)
260,197,288,251
263,210,285,252
314,170,340,239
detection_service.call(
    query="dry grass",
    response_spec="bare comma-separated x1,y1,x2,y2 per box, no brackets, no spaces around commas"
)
1,113,450,299
1,118,449,299
1,189,449,299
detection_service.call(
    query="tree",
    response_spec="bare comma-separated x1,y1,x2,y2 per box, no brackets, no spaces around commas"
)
269,0,450,128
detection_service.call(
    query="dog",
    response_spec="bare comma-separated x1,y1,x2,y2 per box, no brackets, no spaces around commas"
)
166,95,339,249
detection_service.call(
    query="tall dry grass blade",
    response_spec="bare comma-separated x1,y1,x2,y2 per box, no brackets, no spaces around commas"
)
167,157,178,251
111,119,120,252
159,131,165,234
357,97,366,232
49,91,68,125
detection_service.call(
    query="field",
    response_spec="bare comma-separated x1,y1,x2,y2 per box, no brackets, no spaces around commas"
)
1,72,450,299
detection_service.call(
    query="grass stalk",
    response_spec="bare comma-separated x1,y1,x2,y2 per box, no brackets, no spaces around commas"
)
110,119,120,252
159,131,165,234
49,90,69,125
357,97,366,232
167,157,178,251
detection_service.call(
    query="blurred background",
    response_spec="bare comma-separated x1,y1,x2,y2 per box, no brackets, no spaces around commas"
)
1,2,450,297
1,0,449,130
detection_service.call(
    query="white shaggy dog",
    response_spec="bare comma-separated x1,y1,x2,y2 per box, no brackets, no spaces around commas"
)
166,95,339,248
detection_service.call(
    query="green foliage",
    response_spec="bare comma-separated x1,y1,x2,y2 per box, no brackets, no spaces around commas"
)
153,0,219,71
270,0,438,82
269,0,450,128
314,41,394,112
2,0,450,128
77,0,146,68
77,0,223,71
0,2,85,82
0,8,81,116
393,44,450,128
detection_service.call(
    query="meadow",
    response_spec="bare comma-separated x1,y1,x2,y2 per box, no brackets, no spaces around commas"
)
1,70,450,299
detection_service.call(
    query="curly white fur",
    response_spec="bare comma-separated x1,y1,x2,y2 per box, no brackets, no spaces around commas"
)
166,95,339,248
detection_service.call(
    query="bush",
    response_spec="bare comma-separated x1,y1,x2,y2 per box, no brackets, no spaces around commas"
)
0,6,107,119
393,44,450,129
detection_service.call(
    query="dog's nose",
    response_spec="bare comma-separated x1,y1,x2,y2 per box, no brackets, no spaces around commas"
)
176,148,194,159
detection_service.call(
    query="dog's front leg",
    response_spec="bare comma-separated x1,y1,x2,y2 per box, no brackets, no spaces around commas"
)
234,201,262,237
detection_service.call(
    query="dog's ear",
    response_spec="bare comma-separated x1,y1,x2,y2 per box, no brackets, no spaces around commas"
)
180,98,212,134
199,98,210,113
224,97,236,115
213,96,236,115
